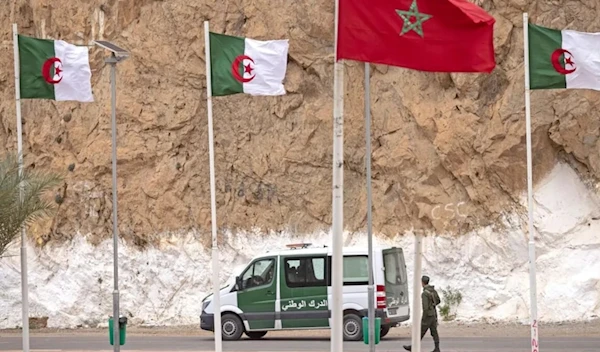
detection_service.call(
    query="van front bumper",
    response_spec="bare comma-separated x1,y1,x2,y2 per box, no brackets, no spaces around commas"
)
200,311,215,331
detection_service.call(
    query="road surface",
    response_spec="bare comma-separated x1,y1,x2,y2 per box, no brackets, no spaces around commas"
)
1,335,600,351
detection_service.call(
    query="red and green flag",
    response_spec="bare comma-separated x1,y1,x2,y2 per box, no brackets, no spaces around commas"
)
336,0,496,73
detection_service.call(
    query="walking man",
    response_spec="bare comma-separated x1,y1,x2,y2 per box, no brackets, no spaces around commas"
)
403,275,441,352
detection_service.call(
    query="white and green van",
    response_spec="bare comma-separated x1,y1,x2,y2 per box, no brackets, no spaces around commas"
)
200,243,410,341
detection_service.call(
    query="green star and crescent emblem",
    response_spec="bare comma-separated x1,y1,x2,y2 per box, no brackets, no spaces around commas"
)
395,0,432,38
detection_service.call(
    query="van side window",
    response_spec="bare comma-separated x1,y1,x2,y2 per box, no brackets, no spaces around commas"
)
325,255,369,285
343,256,369,284
284,256,326,288
240,258,275,290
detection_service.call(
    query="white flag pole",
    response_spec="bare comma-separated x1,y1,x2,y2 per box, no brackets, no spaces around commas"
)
410,234,422,352
12,22,30,352
522,12,540,352
203,20,223,352
364,62,375,352
331,0,344,348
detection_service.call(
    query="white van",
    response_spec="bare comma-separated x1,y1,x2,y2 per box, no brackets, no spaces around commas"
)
200,243,410,341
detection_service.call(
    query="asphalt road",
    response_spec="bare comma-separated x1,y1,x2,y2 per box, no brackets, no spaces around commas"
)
1,335,600,352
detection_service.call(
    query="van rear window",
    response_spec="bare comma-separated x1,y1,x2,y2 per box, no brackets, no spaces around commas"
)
384,251,406,284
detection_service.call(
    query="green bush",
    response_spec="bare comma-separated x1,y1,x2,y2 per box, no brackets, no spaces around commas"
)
439,286,463,321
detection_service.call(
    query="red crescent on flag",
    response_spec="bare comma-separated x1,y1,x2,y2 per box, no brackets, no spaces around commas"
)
551,49,576,75
231,55,255,83
42,57,63,84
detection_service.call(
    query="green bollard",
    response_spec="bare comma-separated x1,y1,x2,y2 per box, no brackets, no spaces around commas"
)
362,316,381,344
108,316,127,346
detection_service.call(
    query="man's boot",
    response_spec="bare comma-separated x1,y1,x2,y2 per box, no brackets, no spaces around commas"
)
431,342,440,352
403,345,412,351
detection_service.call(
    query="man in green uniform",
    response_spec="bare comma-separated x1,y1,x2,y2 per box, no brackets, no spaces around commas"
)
403,275,441,352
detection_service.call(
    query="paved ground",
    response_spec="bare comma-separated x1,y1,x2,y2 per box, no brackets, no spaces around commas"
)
2,321,600,351
0,335,599,351
1,335,600,351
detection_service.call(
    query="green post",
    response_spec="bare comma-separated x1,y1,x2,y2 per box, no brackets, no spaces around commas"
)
362,317,381,344
108,316,127,346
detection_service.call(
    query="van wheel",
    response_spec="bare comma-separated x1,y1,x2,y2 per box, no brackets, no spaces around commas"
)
380,325,390,338
343,313,363,341
245,331,267,339
221,313,244,341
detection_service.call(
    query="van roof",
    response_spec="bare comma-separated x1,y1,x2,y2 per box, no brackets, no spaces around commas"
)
250,245,397,260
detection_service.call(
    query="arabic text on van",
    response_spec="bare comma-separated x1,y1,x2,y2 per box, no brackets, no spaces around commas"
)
281,299,327,311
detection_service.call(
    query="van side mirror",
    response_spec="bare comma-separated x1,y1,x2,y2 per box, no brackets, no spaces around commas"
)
235,276,242,290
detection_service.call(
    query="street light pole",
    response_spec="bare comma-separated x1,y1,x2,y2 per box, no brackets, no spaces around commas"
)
107,53,120,352
93,40,129,352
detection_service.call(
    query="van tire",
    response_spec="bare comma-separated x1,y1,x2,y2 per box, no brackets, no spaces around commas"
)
221,313,244,341
245,331,267,339
343,313,363,341
380,325,390,338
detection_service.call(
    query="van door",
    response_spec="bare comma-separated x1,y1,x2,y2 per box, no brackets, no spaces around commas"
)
382,247,409,319
237,256,277,330
279,255,329,328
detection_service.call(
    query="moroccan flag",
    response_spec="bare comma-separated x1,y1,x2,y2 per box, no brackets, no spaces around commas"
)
528,23,600,91
18,34,93,102
209,32,289,96
337,0,496,73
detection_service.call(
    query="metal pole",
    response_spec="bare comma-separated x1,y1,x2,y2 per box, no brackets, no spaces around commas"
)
410,234,422,352
364,62,375,352
523,12,539,352
331,0,344,346
204,21,223,352
12,22,29,352
108,53,120,352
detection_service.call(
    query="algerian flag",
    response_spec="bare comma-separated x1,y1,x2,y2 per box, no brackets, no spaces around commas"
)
208,32,289,96
528,23,600,91
18,34,94,102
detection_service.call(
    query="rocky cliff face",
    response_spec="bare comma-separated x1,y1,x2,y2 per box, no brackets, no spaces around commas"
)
1,0,599,246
